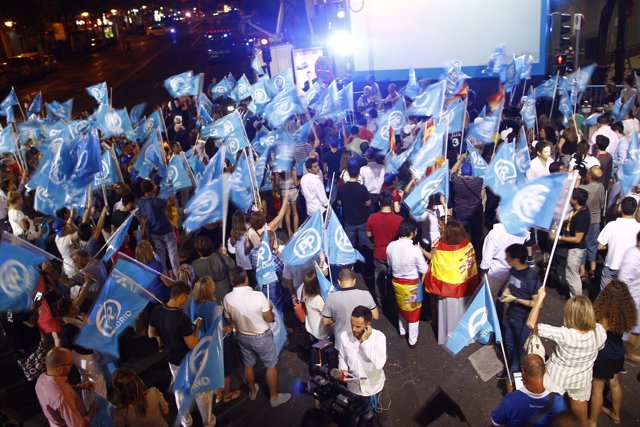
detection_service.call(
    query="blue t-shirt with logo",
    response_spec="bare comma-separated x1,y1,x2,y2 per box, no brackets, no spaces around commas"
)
491,388,567,427
507,266,541,320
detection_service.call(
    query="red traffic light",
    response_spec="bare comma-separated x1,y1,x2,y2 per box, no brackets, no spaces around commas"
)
259,38,269,46
556,54,566,65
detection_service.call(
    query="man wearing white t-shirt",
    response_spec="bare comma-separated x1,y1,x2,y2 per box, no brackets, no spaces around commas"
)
590,114,619,156
300,158,328,217
597,197,640,289
525,141,551,181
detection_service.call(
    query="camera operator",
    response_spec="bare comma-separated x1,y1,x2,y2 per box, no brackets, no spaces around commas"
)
335,306,386,399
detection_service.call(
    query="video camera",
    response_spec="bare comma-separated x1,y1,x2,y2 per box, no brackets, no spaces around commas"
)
305,340,374,427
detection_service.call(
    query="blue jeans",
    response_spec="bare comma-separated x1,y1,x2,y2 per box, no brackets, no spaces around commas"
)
504,313,530,373
151,231,180,274
345,223,369,251
258,283,284,319
600,265,618,290
582,222,601,264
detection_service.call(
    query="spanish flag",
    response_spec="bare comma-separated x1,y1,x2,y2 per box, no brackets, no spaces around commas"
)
445,82,469,106
487,85,505,114
425,239,479,298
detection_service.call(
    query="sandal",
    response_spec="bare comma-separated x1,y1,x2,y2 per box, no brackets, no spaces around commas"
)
601,407,621,425
214,391,223,404
223,389,242,403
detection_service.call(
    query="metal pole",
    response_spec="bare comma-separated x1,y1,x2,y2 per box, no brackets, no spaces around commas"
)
548,71,560,119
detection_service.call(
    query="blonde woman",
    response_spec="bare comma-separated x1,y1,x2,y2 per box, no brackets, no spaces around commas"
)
527,288,606,427
191,276,241,404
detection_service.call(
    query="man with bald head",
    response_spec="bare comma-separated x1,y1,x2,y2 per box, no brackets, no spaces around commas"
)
491,354,567,427
578,166,605,278
35,347,99,426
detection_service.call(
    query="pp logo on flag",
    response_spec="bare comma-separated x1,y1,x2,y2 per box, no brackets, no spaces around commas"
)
166,165,181,186
388,110,404,129
74,120,91,135
169,77,188,96
214,86,226,95
143,118,156,133
273,76,286,91
257,242,272,264
189,336,212,389
96,299,132,337
0,260,29,298
94,159,110,183
293,229,321,258
275,98,294,116
334,228,352,253
493,159,516,184
190,189,219,218
50,160,66,185
513,184,550,224
226,137,241,154
515,149,529,173
36,187,52,206
467,307,489,341
90,88,104,103
105,111,123,134
254,88,268,104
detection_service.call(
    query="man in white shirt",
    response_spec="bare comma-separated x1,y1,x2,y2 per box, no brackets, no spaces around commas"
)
590,114,619,156
480,220,530,295
336,305,386,397
597,197,640,289
300,158,328,217
386,221,428,347
525,141,551,181
360,150,386,209
223,267,291,408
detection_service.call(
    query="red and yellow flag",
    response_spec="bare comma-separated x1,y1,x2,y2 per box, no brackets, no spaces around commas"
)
445,82,469,106
487,85,505,114
425,239,479,298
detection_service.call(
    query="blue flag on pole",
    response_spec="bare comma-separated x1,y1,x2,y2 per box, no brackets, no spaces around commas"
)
95,106,135,140
515,127,531,183
266,68,294,97
164,71,197,98
520,89,537,130
403,166,449,220
129,102,147,125
444,99,465,134
403,66,422,100
0,233,54,313
483,43,506,76
134,133,166,179
103,210,138,262
210,77,232,100
535,77,557,99
230,74,252,103
407,80,445,117
184,177,225,233
86,82,109,105
92,149,121,190
500,55,520,93
27,91,42,118
282,211,324,267
112,254,164,302
251,126,283,156
484,143,517,196
201,110,244,139
337,82,354,113
0,126,16,154
303,81,324,107
46,99,73,121
249,78,272,110
445,278,502,355
558,90,573,125
264,89,304,128
75,271,148,358
498,172,572,236
467,144,488,178
159,155,193,199
17,118,49,145
223,125,249,156
255,231,279,286
370,100,407,153
515,54,533,80
325,211,364,266
444,60,470,94
33,187,57,216
135,110,162,143
188,154,205,186
228,153,255,211
619,132,640,196
409,123,445,179
251,56,264,77
70,130,102,188
467,115,498,145
612,95,634,121
197,145,225,189
0,87,18,110
315,263,335,301
584,112,603,126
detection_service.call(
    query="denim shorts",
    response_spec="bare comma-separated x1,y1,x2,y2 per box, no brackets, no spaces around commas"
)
236,330,278,368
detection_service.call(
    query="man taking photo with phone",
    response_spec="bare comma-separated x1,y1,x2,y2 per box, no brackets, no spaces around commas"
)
335,306,387,399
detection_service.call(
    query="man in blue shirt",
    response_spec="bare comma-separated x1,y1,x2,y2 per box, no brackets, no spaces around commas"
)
138,179,180,274
491,354,567,427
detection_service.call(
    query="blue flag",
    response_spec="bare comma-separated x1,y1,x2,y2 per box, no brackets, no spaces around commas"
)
248,78,272,114
86,82,109,105
445,278,502,355
229,153,255,211
223,125,249,156
500,55,520,93
33,187,57,216
134,133,166,179
27,91,42,118
95,105,135,140
270,307,287,356
498,172,572,236
197,145,225,189
515,54,533,80
467,115,498,145
71,130,102,188
612,95,634,121
112,254,165,302
337,82,354,113
201,110,244,139
325,211,364,266
619,131,640,196
252,127,284,156
584,112,603,126
103,210,138,262
535,77,557,100
226,72,237,88
403,66,422,100
282,211,324,267
444,60,470,94
251,56,264,76
403,166,449,220
466,144,488,178
483,43,506,76
0,126,16,154
75,270,148,358
409,123,445,179
264,89,304,128
92,149,121,190
309,80,338,118
558,90,573,125
255,231,279,286
0,233,54,313
407,80,445,117
135,110,162,143
210,77,232,100
520,89,537,130
444,99,465,134
484,143,517,196
303,81,324,107
515,127,531,183
90,395,115,427
184,177,225,233
230,74,252,103
370,100,407,153
17,118,49,145
164,71,198,98
315,263,336,301
129,102,147,125
188,154,205,185
159,155,193,199
46,99,73,121
0,87,18,110
266,68,294,97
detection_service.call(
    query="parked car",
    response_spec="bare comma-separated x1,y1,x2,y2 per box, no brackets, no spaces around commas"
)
146,24,175,36
4,53,50,83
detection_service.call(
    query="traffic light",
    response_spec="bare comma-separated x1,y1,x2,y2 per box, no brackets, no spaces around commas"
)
549,12,573,52
260,38,271,63
556,53,567,75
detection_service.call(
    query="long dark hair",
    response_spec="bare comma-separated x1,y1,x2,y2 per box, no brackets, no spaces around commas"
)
112,368,148,416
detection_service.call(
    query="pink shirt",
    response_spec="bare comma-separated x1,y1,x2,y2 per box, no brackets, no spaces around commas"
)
35,374,89,427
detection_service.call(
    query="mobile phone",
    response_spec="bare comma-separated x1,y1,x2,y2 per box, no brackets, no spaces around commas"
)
193,316,203,326
277,244,285,253
34,291,43,301
513,372,524,390
498,296,508,302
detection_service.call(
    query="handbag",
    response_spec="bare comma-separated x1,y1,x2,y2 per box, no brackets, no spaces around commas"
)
524,326,545,359
293,301,306,323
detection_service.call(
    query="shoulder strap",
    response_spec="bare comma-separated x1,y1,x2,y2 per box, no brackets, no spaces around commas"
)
521,392,556,427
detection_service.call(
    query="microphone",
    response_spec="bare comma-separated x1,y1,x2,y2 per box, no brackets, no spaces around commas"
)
330,368,367,382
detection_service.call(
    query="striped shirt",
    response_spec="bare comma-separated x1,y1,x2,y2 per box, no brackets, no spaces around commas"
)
537,323,606,389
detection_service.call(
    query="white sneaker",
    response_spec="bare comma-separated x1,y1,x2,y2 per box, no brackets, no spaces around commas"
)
270,393,291,408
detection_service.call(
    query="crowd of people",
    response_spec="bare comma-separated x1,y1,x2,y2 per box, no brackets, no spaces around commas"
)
0,66,639,427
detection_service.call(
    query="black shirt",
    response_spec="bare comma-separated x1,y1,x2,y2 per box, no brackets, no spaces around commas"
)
336,181,371,225
149,305,193,365
506,267,541,319
560,207,590,250
323,148,343,180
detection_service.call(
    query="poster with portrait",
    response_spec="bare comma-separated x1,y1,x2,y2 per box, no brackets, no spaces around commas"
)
292,47,324,96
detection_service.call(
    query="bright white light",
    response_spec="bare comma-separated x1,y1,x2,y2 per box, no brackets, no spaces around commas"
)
336,8,346,19
185,12,191,18
327,30,355,56
227,105,235,112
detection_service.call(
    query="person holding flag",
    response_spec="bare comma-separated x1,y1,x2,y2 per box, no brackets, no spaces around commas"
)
525,141,552,181
250,230,286,317
386,220,428,348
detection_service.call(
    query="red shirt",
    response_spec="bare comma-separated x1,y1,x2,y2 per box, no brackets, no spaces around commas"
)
366,211,403,261
358,127,374,142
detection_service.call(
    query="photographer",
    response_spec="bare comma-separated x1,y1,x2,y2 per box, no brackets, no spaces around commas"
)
335,306,386,398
